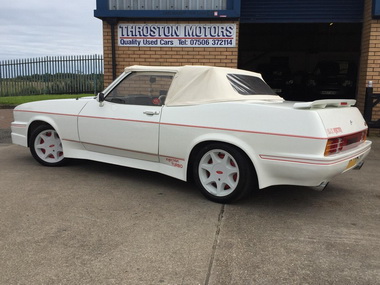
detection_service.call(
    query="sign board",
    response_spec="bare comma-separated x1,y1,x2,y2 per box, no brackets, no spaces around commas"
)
118,24,236,47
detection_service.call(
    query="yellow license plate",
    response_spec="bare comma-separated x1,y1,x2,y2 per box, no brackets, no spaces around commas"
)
346,158,358,169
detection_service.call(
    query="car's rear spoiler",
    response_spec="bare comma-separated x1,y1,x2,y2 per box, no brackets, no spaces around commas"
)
293,99,356,109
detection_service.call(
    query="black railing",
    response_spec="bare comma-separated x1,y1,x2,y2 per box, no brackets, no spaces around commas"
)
0,55,104,96
364,82,380,129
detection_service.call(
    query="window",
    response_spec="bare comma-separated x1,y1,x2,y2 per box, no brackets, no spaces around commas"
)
227,74,276,95
105,72,174,106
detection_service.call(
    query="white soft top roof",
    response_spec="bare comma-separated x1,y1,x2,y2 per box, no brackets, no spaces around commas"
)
124,65,284,106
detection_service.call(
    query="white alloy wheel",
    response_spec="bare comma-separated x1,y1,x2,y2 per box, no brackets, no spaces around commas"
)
30,125,65,166
198,149,239,197
193,143,255,203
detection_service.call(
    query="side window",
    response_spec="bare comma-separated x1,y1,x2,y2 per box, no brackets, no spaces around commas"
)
105,72,174,106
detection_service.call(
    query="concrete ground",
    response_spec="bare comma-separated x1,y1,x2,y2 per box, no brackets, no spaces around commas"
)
0,108,380,284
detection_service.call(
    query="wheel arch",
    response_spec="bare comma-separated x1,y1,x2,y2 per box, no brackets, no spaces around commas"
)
186,137,260,185
27,120,55,147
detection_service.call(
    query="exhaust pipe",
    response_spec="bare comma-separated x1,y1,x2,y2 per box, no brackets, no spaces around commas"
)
311,181,329,192
353,161,364,170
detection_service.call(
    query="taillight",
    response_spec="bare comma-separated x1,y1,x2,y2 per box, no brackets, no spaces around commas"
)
324,130,367,156
325,138,343,156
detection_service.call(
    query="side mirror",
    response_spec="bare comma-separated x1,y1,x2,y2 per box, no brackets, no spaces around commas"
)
97,92,105,107
98,92,105,102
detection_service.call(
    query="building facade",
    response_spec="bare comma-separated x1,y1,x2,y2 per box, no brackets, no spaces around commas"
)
95,0,380,123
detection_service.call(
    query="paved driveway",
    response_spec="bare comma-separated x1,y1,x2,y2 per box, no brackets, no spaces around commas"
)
1,108,380,284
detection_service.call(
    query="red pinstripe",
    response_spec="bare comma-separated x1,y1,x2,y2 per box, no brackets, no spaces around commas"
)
15,109,367,140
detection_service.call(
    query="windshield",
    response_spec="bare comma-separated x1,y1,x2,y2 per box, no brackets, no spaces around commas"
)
227,74,277,95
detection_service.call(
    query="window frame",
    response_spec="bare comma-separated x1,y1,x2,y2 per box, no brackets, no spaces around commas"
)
104,71,175,106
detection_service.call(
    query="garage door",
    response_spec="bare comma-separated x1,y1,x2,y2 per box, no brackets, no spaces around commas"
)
241,0,364,23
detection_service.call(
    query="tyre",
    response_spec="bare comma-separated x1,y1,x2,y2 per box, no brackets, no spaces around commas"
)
29,125,66,166
193,143,255,203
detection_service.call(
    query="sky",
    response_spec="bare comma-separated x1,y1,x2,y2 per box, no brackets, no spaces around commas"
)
0,0,103,60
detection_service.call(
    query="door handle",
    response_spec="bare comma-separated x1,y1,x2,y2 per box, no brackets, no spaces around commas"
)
143,110,160,116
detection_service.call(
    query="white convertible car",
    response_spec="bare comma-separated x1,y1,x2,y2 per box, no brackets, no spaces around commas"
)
12,65,372,203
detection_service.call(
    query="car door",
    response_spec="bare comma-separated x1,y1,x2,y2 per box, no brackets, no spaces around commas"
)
77,72,174,162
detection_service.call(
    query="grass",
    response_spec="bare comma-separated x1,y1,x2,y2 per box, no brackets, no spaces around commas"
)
0,94,93,107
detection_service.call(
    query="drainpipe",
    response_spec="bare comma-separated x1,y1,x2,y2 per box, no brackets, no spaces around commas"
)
106,18,118,80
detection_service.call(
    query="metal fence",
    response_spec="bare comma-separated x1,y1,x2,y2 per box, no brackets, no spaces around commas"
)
0,55,104,97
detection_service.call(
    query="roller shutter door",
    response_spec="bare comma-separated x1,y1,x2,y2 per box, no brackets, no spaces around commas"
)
241,0,364,23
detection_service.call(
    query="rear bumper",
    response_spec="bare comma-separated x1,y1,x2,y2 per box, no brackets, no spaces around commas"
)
258,140,372,189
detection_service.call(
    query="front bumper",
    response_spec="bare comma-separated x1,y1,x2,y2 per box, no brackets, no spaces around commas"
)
11,122,28,147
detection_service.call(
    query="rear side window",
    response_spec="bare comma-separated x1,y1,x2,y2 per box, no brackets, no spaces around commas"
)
227,74,277,95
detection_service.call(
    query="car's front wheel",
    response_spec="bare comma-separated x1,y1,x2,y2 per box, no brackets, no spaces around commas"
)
193,143,255,203
30,125,65,166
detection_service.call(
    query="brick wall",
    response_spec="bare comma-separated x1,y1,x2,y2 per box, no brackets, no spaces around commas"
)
358,0,380,121
103,21,239,87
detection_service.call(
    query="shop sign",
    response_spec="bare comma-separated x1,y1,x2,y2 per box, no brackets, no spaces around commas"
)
118,24,236,47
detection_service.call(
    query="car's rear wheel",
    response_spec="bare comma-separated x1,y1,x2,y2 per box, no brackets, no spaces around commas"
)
193,143,255,203
30,125,65,166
